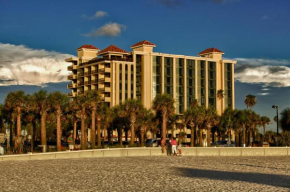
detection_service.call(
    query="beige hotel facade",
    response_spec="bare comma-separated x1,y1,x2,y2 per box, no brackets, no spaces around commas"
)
66,40,237,116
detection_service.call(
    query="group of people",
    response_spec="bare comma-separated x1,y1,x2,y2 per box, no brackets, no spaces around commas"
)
161,136,182,156
67,133,81,151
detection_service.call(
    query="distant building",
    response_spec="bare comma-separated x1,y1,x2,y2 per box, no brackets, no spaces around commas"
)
66,40,236,115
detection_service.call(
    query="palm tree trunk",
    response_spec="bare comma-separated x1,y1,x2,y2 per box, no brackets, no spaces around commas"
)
263,126,265,142
97,118,101,148
91,110,96,149
190,125,194,147
243,125,246,146
31,122,36,152
250,129,253,147
130,115,136,145
118,127,123,147
17,108,21,137
199,128,203,147
207,129,211,147
73,120,77,145
162,111,167,140
141,130,144,147
81,118,85,150
41,111,47,147
56,109,61,151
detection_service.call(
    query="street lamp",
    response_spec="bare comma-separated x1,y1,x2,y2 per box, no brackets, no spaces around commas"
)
272,105,279,146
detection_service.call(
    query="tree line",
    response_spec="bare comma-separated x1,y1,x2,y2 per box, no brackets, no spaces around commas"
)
1,91,290,152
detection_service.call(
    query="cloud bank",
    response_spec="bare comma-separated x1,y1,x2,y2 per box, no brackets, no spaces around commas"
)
0,43,73,86
234,58,290,87
85,23,126,37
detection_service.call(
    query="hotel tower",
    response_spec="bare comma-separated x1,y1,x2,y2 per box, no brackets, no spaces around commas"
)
66,40,236,115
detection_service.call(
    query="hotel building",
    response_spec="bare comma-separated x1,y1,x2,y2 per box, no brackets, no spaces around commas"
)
66,40,237,115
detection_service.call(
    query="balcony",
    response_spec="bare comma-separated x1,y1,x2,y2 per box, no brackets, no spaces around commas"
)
84,71,91,76
99,77,111,83
98,67,111,74
78,91,84,95
99,87,111,92
78,81,84,86
67,84,77,89
84,81,91,85
91,79,98,84
68,92,76,97
68,65,77,71
68,75,76,80
91,70,98,74
78,72,84,77
80,57,133,66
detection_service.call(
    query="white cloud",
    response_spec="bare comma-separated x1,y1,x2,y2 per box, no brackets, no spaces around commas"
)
257,93,269,96
85,22,126,37
234,57,290,87
0,43,73,86
82,10,108,20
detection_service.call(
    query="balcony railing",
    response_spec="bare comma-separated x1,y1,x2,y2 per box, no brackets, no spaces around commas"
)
78,72,84,77
91,79,98,84
84,71,91,76
91,70,98,74
68,75,76,80
68,65,77,71
84,81,91,85
68,93,73,97
80,57,133,66
78,82,84,86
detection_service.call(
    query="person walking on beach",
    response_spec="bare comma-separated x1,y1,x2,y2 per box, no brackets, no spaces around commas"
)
161,137,166,153
171,137,177,156
74,135,81,150
68,133,74,151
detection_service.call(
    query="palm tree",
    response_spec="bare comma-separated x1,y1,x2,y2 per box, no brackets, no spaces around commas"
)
236,109,250,147
260,116,271,141
279,108,290,132
220,107,237,143
136,108,154,147
183,106,203,147
74,93,90,150
244,94,257,109
152,94,175,140
49,92,69,151
4,91,28,137
202,107,219,147
119,99,143,145
31,90,50,147
247,110,260,146
86,90,101,149
217,89,225,112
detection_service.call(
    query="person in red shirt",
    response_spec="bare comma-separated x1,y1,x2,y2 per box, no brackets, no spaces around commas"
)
171,138,177,156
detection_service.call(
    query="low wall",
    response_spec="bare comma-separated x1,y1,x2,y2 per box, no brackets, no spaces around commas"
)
0,147,289,161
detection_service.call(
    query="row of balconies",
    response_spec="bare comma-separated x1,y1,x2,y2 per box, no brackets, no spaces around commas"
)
68,65,77,71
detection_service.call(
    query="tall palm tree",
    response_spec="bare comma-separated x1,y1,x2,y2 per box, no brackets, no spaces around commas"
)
136,108,154,147
260,116,271,141
279,107,290,132
86,90,101,149
247,110,260,146
244,94,257,109
119,99,143,145
49,92,69,151
152,94,175,140
236,109,250,147
74,93,90,150
220,107,237,143
202,107,219,147
4,91,28,137
31,90,50,147
183,106,203,147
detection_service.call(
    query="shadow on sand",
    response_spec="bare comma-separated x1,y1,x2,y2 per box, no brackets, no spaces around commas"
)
175,167,290,189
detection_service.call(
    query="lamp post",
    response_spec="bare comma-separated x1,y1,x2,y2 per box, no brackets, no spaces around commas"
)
272,105,279,146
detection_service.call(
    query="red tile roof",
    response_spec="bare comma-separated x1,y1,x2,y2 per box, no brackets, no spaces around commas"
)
98,45,128,54
130,40,156,48
198,47,224,55
77,44,100,50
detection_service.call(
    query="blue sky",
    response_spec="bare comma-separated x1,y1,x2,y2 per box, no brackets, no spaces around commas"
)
0,0,290,131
